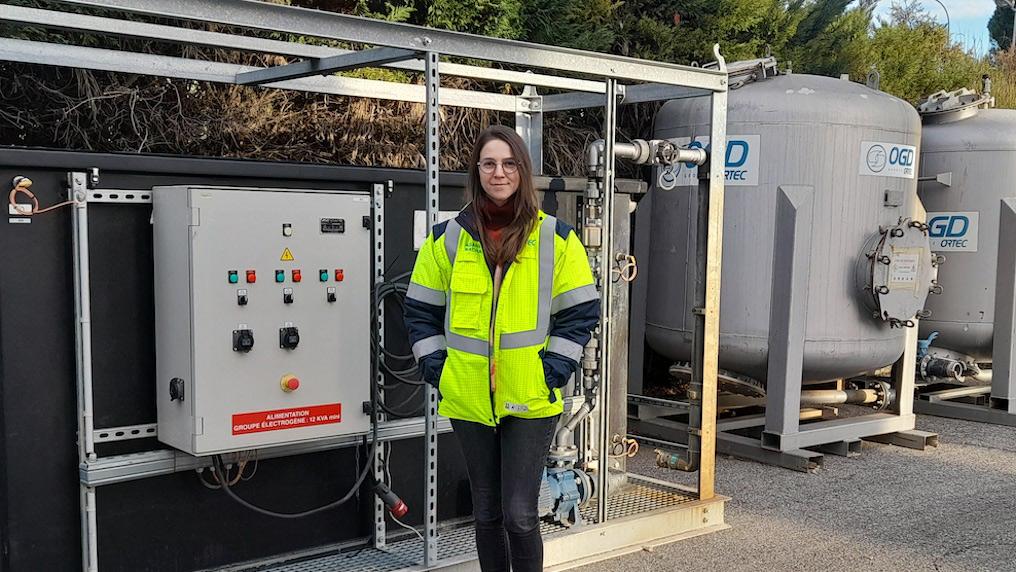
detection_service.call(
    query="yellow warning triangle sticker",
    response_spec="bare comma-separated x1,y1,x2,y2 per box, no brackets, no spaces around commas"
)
280,248,295,261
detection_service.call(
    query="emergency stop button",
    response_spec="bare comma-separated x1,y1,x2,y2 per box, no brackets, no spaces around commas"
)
280,374,300,392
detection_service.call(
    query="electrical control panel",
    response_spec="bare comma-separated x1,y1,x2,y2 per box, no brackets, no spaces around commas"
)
153,186,372,455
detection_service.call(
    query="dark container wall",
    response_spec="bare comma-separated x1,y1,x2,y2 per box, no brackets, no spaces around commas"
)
0,148,478,572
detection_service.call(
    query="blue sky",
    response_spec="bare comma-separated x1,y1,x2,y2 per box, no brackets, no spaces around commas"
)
872,0,996,54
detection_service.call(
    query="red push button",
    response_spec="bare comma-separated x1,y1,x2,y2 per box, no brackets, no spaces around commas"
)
280,374,300,392
335,269,344,282
245,269,257,283
292,269,302,283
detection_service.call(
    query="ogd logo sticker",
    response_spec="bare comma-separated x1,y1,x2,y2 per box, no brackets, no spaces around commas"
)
665,135,761,187
927,212,978,252
859,141,916,179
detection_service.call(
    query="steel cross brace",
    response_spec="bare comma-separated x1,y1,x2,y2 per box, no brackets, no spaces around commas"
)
236,46,418,85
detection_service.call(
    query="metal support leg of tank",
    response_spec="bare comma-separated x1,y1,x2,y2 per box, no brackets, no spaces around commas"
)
990,198,1016,415
807,439,862,458
865,245,938,449
760,186,814,452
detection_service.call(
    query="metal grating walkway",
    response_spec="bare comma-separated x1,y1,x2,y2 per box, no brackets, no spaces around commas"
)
232,476,698,572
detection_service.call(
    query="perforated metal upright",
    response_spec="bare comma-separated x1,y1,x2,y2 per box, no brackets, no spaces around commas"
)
372,181,388,549
422,50,441,567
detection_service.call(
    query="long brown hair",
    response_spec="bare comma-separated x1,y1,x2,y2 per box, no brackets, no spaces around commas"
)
466,125,540,266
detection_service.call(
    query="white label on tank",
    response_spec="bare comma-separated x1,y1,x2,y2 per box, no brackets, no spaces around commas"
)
665,135,761,187
413,210,459,250
926,211,978,252
858,141,916,179
888,252,920,288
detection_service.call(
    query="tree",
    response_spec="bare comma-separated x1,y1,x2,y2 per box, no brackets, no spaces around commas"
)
989,5,1016,52
853,7,988,104
784,0,874,77
884,0,936,29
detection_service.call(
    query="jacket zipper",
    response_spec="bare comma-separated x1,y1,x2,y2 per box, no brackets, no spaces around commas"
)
488,263,504,426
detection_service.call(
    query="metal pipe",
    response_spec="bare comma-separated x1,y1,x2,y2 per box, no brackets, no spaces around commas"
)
926,357,964,380
554,400,594,451
594,77,618,525
586,138,707,171
798,389,880,407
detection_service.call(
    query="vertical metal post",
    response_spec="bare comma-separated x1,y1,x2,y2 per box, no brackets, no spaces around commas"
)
82,486,98,572
595,78,618,525
70,171,99,572
515,85,543,175
892,197,925,419
991,198,1016,413
71,172,96,462
372,181,388,550
761,186,814,448
423,50,440,567
697,75,726,501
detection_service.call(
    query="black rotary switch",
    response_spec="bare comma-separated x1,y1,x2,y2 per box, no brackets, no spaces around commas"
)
279,326,300,350
232,329,254,352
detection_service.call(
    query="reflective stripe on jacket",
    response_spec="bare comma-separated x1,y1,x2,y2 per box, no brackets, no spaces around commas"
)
404,208,599,425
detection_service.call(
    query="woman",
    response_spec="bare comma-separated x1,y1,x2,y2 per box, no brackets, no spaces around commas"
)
404,125,600,571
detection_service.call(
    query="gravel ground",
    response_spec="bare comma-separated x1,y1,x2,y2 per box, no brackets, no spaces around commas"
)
580,414,1016,572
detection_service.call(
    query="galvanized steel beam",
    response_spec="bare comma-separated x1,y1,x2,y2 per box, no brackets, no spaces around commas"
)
542,83,712,112
236,46,418,85
697,50,727,499
53,0,727,89
79,416,455,487
0,4,607,93
423,50,441,568
0,38,518,111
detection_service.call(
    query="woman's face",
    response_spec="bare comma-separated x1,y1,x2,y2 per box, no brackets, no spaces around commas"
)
477,139,520,206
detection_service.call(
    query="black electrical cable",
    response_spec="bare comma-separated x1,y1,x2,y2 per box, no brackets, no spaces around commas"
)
377,386,425,418
212,439,376,519
210,267,394,519
371,272,429,388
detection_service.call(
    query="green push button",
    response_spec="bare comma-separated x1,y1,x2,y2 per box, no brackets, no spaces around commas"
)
275,270,285,283
319,269,329,282
228,270,239,284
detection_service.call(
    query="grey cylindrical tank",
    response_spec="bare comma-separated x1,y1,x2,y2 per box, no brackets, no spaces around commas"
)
647,73,923,383
917,92,1015,361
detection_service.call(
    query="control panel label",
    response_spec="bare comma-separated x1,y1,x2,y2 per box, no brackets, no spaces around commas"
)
888,252,920,289
661,135,761,188
858,141,916,179
927,211,978,252
231,403,341,435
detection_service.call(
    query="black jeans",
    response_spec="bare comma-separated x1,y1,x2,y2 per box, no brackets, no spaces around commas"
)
451,415,559,572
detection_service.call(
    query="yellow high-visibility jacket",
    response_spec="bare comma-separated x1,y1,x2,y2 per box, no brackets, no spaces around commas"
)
404,208,600,425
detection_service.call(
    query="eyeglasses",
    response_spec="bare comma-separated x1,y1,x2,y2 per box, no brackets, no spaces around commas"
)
477,159,519,175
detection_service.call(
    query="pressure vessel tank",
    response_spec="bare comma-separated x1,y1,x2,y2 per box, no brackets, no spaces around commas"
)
917,88,1013,362
646,71,934,384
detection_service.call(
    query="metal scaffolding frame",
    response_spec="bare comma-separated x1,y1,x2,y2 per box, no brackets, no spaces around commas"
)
0,1,729,570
